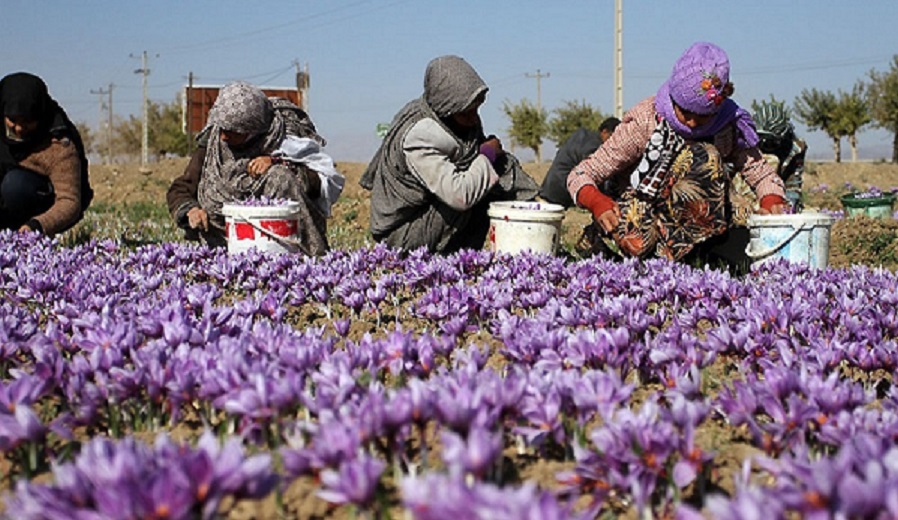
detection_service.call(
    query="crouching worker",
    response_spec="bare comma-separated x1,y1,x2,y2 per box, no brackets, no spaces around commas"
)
0,72,92,235
166,81,343,255
360,55,539,254
540,116,620,208
753,99,806,213
568,42,786,265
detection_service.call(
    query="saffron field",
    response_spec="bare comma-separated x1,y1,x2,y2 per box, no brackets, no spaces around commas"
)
1,160,897,519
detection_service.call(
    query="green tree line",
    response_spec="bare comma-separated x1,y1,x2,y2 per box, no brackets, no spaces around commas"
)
78,56,898,164
504,55,898,163
76,96,191,164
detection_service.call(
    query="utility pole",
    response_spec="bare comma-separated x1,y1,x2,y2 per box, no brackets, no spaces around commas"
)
614,0,624,118
186,71,194,154
525,69,550,163
294,60,310,112
90,84,114,164
132,51,156,173
106,85,114,163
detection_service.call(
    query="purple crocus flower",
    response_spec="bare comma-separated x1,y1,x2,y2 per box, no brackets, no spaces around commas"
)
0,405,46,451
441,425,503,479
135,466,195,520
567,369,632,424
307,419,364,468
195,431,278,501
0,374,48,412
514,389,565,449
317,455,386,509
0,374,51,451
220,373,282,421
333,317,352,337
401,473,475,520
402,472,590,520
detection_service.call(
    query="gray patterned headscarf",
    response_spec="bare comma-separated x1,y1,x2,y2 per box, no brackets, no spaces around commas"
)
197,82,281,217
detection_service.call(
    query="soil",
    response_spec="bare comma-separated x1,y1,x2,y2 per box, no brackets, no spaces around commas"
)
88,158,898,269
89,159,898,207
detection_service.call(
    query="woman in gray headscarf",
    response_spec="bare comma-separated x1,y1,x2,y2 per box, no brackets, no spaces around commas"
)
167,81,333,255
360,55,538,254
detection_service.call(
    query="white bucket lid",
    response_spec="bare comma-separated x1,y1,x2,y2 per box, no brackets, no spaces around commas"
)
748,212,835,227
488,201,565,222
221,201,302,218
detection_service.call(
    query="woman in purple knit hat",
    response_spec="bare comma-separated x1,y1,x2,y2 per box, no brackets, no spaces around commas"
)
567,42,786,266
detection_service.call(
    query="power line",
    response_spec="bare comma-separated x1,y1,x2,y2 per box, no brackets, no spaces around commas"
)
525,69,550,113
158,0,411,55
191,64,297,85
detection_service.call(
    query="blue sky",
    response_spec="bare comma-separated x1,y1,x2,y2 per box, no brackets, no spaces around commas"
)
3,1,896,162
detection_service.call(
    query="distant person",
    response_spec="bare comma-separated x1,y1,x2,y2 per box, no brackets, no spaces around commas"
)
360,55,539,254
540,116,620,208
166,81,344,255
567,42,786,264
0,72,92,235
753,100,807,212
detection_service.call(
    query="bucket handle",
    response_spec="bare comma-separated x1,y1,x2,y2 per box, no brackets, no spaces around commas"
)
744,222,806,260
234,216,311,256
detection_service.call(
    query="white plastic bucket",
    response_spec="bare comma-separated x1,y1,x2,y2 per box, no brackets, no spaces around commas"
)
221,202,302,255
746,212,835,269
487,201,565,255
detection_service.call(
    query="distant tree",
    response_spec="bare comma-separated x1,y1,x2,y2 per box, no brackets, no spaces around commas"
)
832,83,871,163
153,96,190,158
73,121,97,159
547,100,607,146
793,88,841,162
502,98,547,163
112,97,190,160
867,55,898,163
112,113,142,161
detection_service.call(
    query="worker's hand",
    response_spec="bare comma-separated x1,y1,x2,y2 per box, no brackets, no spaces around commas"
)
757,202,786,215
757,195,787,215
595,204,621,233
577,185,620,233
479,136,504,164
17,220,41,233
187,207,209,231
248,156,273,177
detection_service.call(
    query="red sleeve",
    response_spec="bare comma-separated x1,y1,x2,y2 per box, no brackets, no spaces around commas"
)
577,185,615,220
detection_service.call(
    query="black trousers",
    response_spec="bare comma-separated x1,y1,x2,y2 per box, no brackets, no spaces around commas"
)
0,167,54,230
685,226,751,275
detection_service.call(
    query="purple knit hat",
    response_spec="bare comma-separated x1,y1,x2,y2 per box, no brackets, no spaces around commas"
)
666,42,732,115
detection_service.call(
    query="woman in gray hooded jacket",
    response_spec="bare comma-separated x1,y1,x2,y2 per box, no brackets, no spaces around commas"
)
360,55,538,254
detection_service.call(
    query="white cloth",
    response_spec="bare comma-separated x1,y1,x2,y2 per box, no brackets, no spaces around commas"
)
272,136,345,217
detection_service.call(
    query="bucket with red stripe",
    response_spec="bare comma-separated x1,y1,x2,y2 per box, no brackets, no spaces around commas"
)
221,202,302,255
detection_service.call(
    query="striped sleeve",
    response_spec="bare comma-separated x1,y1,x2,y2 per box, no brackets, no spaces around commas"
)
567,97,656,207
732,145,786,200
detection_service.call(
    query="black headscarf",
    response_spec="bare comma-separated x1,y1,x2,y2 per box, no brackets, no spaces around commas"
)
0,72,92,207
